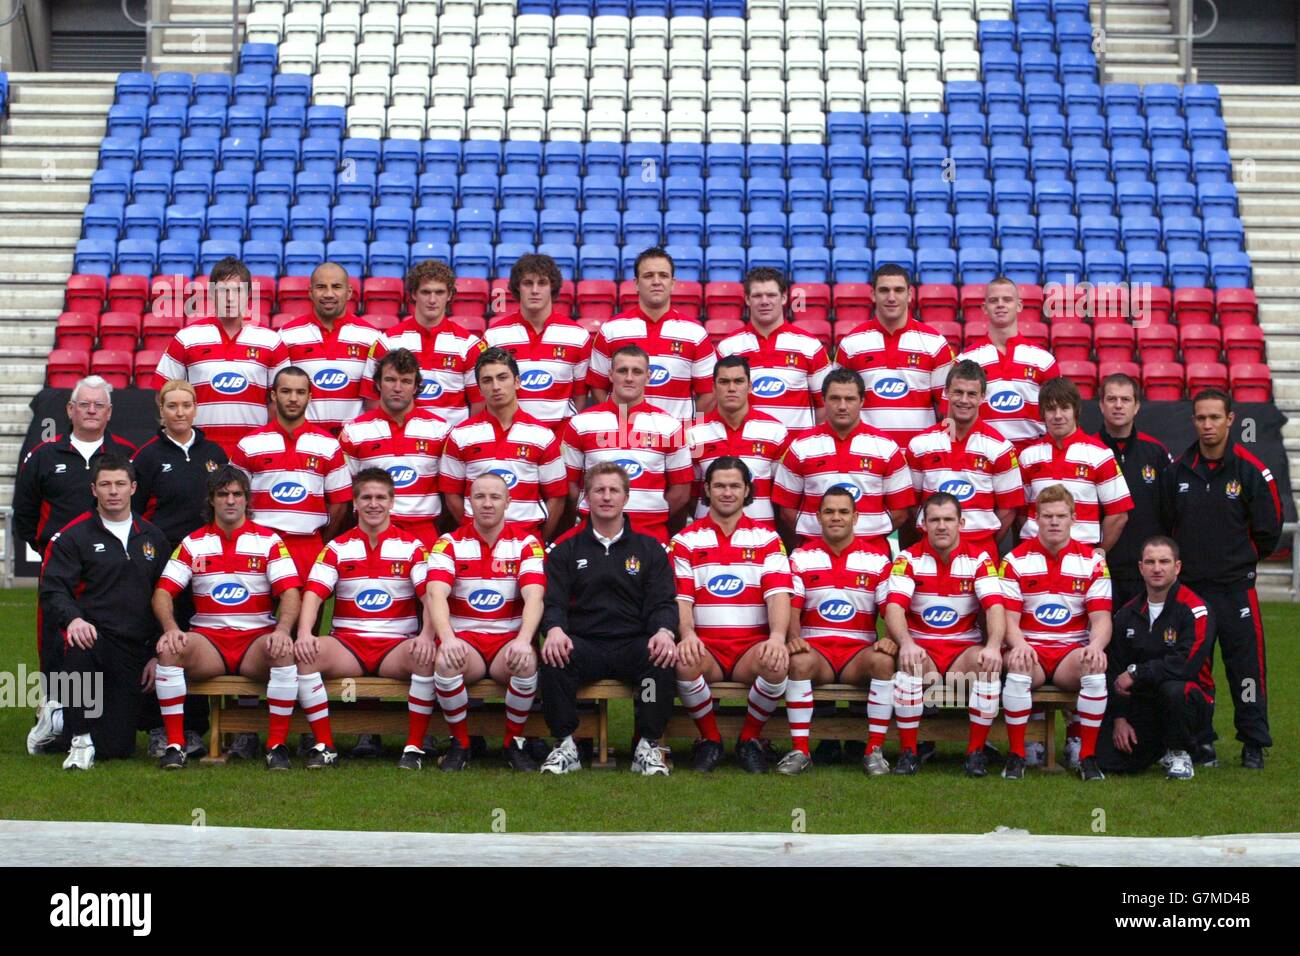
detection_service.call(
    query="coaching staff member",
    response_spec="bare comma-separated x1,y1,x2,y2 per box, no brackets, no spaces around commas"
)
1161,388,1282,769
537,462,679,775
1098,536,1215,779
35,454,170,768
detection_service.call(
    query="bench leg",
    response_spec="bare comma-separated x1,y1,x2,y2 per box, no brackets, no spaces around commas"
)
199,695,230,765
1042,705,1061,773
591,698,616,769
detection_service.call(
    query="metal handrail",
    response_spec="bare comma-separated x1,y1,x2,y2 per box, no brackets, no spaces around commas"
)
1,507,13,589
1099,0,1221,84
120,0,242,74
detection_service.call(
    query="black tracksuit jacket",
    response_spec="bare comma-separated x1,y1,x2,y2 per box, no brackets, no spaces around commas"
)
1109,582,1217,719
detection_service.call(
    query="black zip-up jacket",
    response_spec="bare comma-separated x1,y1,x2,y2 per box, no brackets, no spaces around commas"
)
13,432,138,556
542,518,678,641
39,510,170,649
1160,439,1283,587
130,426,229,546
1109,581,1216,718
1096,428,1172,582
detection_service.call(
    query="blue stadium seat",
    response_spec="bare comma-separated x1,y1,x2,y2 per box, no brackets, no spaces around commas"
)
873,247,914,273
1106,114,1147,150
377,171,417,207
219,135,258,173
831,247,872,283
234,72,271,108
1042,249,1083,285
1153,148,1192,185
990,145,1029,181
706,143,745,178
789,145,827,179
115,72,153,107
187,105,226,138
1103,83,1141,117
306,105,346,139
199,239,241,273
830,178,869,213
1169,250,1210,289
978,20,1016,55
916,248,957,285
1060,52,1098,86
1198,183,1238,218
74,239,116,277
1085,250,1127,285
253,170,293,207
260,137,299,175
464,142,502,177
996,214,1037,250
955,213,995,248
1021,51,1059,85
873,212,912,249
867,145,908,180
505,141,544,179
705,245,745,283
499,174,540,211
1143,83,1182,118
245,204,286,242
123,202,163,242
540,174,579,210
578,244,620,280
665,210,704,246
790,211,829,245
289,204,329,243
382,139,421,177
791,247,831,284
1030,146,1070,181
1076,181,1116,217
340,138,380,179
1080,214,1120,251
423,140,460,176
830,212,870,247
374,205,415,243
906,112,946,147
1120,214,1160,251
155,72,194,108
267,105,305,138
1118,181,1156,218
1034,180,1075,216
666,143,705,179
180,135,220,173
828,113,867,145
665,176,704,211
226,105,266,140
626,143,664,176
543,142,581,177
867,113,906,147
959,248,1000,284
1192,148,1232,183
331,205,372,243
368,241,410,279
238,43,277,76
624,175,662,212
139,136,179,173
1029,112,1066,147
107,104,147,140
283,240,325,276
1057,18,1095,57
408,241,450,267
1112,147,1153,184
953,179,992,215
456,207,496,244
622,210,662,247
325,240,367,277
746,177,786,214
989,112,1027,147
1039,214,1079,251
418,173,457,207
662,244,700,281
747,144,786,178
1162,216,1203,253
618,245,640,278
1068,114,1106,149
994,179,1033,215
460,173,499,208
1148,115,1187,152
213,169,254,205
944,82,984,114
91,170,132,206
870,178,910,214
747,244,787,273
914,212,953,249
1187,115,1228,152
206,204,247,242
1027,81,1065,115
158,238,199,275
1182,83,1221,119
1127,250,1168,286
242,239,282,275
165,204,205,242
982,52,1019,86
1018,19,1055,56
129,169,171,205
581,209,621,245
747,211,787,246
910,144,948,181
1071,146,1111,182
83,203,124,240
789,177,827,212
1158,182,1198,218
538,208,579,246
414,207,454,245
1210,252,1251,288
270,74,308,110
585,142,623,178
583,175,621,211
914,181,951,215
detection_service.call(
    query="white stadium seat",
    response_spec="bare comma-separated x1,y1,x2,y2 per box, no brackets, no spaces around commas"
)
432,74,471,110
351,73,391,109
594,15,631,46
707,107,746,144
251,0,286,14
505,109,544,141
476,10,516,45
441,0,479,16
784,0,822,16
901,0,937,15
706,74,745,112
747,48,785,81
667,108,706,143
863,0,901,18
787,47,825,81
631,46,668,79
471,77,510,112
631,15,669,47
901,17,940,52
825,22,864,52
437,10,476,44
589,75,628,111
398,8,438,44
827,75,867,111
555,15,592,47
904,48,942,83
940,16,978,51
321,9,359,45
287,0,323,14
276,39,317,74
434,40,473,76
386,104,426,139
865,48,903,82
628,108,668,143
867,77,905,112
481,0,517,17
747,21,784,52
788,76,826,111
668,77,705,112
512,47,550,82
466,106,506,141
392,74,431,109
747,75,786,113
282,10,322,44
826,48,865,80
311,73,351,108
552,48,590,80
587,107,626,142
670,17,707,54
510,83,546,116
515,15,554,46
346,104,386,140
591,46,629,78
245,10,284,44
974,0,1013,16
326,0,365,14
905,77,946,112
630,76,667,111
545,105,586,141
395,42,433,76
548,78,588,112
473,40,512,78
747,111,786,145
864,21,901,52
788,109,827,144
942,48,982,81
708,17,744,52
668,50,706,84
356,41,395,76
938,0,974,14
426,105,466,139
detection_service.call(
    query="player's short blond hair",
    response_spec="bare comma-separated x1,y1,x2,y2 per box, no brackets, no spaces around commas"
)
1036,483,1076,512
155,379,196,412
584,461,630,495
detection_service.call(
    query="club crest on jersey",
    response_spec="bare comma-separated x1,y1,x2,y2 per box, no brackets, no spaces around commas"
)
785,353,801,367
1024,367,1039,381
552,345,567,359
873,377,909,400
1225,480,1242,500
210,373,248,395
356,588,393,612
921,606,959,628
988,390,1024,413
390,561,407,577
706,574,744,597
415,439,429,454
818,599,855,623
938,479,975,501
1075,464,1089,479
1164,627,1178,646
247,556,264,571
1142,465,1157,484
387,465,418,488
304,456,319,470
752,376,787,398
467,588,504,611
1034,603,1071,626
959,578,973,593
907,353,921,367
624,555,640,576
245,347,260,360
420,380,444,399
442,356,457,369
142,542,156,561
1072,578,1087,593
211,582,248,605
312,368,348,392
741,548,756,562
647,365,671,386
270,482,308,504
520,370,553,392
206,459,219,472
348,344,363,358
972,456,989,472
670,340,684,355
515,445,532,460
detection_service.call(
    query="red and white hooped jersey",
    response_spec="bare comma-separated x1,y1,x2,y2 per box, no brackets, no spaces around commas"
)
772,421,915,539
685,408,790,522
1001,537,1112,646
338,407,451,521
585,306,716,422
484,313,592,431
835,316,955,445
306,525,429,637
957,336,1060,449
426,523,546,641
158,520,301,632
362,316,486,427
790,537,892,643
230,422,351,537
715,326,832,431
560,400,693,543
439,409,567,533
151,320,287,454
1018,429,1134,545
885,539,1005,643
670,514,793,645
906,420,1025,546
277,314,384,434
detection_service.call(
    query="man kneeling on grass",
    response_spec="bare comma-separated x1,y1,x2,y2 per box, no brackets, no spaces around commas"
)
294,468,437,770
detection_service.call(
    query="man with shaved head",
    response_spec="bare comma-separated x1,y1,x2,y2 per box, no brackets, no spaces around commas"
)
278,262,383,436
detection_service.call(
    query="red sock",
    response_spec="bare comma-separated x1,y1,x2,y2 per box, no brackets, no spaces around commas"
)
694,709,722,743
1007,721,1027,758
967,718,992,754
1078,723,1100,760
677,677,722,742
503,674,537,749
266,702,292,749
306,712,334,749
406,675,436,749
899,724,919,753
162,707,185,748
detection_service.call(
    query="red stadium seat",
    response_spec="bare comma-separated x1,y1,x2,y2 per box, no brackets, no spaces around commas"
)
1098,360,1141,385
704,282,744,321
1131,285,1172,326
1094,323,1135,364
148,274,187,318
1186,361,1228,395
1136,324,1178,362
142,313,181,351
271,311,296,330
1230,362,1272,402
557,280,577,316
368,312,400,332
98,311,141,352
1059,360,1099,398
705,317,744,344
47,348,91,387
247,302,272,327
1179,324,1222,364
1173,288,1215,326
792,282,831,323
1020,320,1049,350
916,283,958,324
1223,324,1265,365
617,280,639,312
963,318,989,347
576,280,617,321
576,315,602,335
134,349,162,387
790,317,832,348
1143,361,1185,401
1017,283,1045,323
55,312,98,352
833,283,874,326
1050,322,1093,362
458,314,486,336
277,275,311,314
930,320,962,355
1087,282,1129,322
249,274,277,317
488,278,517,318
959,283,986,323
107,274,149,315
452,277,489,318
90,349,133,390
1215,288,1257,327
674,280,703,319
65,275,106,315
363,277,404,316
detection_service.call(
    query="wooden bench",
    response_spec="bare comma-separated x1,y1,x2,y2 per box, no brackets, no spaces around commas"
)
191,678,1075,771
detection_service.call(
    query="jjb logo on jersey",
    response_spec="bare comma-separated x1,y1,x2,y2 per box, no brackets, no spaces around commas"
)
211,582,249,606
1033,603,1071,627
705,574,745,598
647,365,671,387
751,376,787,398
832,481,863,502
420,380,444,399
938,479,975,501
468,588,505,611
355,588,393,612
873,377,909,400
614,458,644,480
270,482,308,504
312,368,348,392
519,370,553,392
386,465,418,489
921,605,959,628
989,390,1025,413
489,468,518,489
211,373,248,395
817,599,856,623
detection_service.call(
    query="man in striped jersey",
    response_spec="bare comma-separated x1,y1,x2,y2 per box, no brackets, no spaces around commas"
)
835,263,955,447
150,467,302,770
1000,485,1113,782
781,487,897,776
884,492,1007,777
277,262,383,436
1018,376,1133,552
484,254,593,433
229,366,352,583
561,344,693,543
150,257,288,455
339,348,452,549
426,473,547,772
586,246,716,423
905,360,1025,553
362,259,486,428
714,267,832,432
294,469,438,771
440,347,567,542
672,457,794,774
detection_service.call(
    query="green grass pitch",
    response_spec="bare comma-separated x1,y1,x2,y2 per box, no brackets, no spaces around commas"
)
0,587,1295,836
